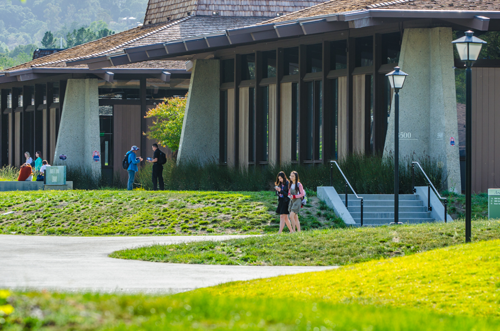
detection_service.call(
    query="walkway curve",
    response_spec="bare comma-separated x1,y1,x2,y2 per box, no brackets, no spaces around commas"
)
0,235,335,293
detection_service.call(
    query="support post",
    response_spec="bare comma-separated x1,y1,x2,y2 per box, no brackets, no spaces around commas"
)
394,90,400,225
234,55,241,167
0,90,7,167
298,45,307,163
11,88,20,166
34,85,44,156
46,83,54,163
140,77,147,161
465,64,472,243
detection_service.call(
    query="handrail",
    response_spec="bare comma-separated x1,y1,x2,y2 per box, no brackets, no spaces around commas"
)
330,161,364,226
411,161,448,223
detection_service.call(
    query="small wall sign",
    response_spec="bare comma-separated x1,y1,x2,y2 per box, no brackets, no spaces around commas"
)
93,151,100,162
450,137,455,146
59,154,67,161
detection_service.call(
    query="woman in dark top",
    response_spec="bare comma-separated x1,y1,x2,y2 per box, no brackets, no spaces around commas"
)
274,171,294,234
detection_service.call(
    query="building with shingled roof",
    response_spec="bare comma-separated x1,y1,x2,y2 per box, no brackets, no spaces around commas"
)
0,0,329,182
84,0,500,193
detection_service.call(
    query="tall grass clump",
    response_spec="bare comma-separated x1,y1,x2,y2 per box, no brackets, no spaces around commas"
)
0,166,19,181
135,154,445,194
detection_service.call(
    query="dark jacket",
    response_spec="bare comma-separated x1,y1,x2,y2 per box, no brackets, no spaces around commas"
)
276,180,290,200
126,151,141,172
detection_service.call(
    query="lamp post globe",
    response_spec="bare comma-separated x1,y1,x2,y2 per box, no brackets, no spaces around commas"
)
452,31,486,243
386,66,408,226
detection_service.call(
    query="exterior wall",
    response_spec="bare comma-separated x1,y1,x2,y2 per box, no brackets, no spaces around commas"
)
353,75,365,154
238,87,250,167
383,27,461,193
472,68,500,192
268,84,278,165
226,89,235,167
337,76,348,160
280,82,292,164
113,104,142,181
53,79,101,176
177,59,220,164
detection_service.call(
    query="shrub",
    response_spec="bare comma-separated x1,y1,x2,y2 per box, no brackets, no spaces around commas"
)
0,166,19,181
135,154,445,194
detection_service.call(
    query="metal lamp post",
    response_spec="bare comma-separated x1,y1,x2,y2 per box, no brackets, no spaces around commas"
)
452,30,487,243
386,66,408,225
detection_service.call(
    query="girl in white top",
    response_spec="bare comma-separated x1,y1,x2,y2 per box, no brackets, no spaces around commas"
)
24,152,33,166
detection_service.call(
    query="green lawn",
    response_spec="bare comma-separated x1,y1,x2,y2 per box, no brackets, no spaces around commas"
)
110,220,500,266
3,290,500,330
197,239,500,318
0,190,340,236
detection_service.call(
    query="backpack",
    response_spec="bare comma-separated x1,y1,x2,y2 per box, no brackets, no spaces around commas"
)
122,153,130,170
158,150,167,165
299,183,308,206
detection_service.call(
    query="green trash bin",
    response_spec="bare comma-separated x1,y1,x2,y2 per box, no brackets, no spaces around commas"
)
488,189,500,219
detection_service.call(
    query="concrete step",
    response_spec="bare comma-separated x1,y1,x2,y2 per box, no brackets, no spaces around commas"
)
354,218,436,225
339,194,417,201
347,206,428,213
344,200,424,207
351,212,431,219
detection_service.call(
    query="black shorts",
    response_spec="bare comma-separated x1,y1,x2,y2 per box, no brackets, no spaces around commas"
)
276,199,290,215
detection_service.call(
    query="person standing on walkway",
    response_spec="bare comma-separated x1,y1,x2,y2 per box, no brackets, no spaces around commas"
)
147,143,165,191
126,146,143,191
288,171,305,232
275,171,294,234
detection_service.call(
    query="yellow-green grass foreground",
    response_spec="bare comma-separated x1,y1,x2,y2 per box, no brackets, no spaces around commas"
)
111,220,500,266
4,291,500,330
196,239,500,318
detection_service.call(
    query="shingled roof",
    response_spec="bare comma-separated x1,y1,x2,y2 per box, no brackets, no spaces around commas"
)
143,0,327,25
264,0,500,24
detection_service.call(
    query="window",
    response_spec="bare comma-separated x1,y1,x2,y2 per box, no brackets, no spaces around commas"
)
356,36,373,67
307,44,322,73
221,59,235,83
99,107,113,168
291,83,299,161
382,33,401,64
262,51,277,78
241,54,256,80
261,86,269,161
220,91,228,164
305,80,323,161
249,87,255,163
330,40,347,70
284,47,299,75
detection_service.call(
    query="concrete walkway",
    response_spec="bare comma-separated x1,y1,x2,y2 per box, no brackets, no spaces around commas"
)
0,235,335,293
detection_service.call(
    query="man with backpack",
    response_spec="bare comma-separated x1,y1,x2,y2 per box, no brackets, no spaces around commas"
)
123,146,143,191
147,143,166,190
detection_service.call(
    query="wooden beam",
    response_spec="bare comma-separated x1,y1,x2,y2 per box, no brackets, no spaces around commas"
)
140,78,147,159
234,55,241,166
46,83,54,163
322,41,332,162
298,44,307,163
0,90,7,166
34,84,44,157
11,88,20,165
346,37,355,154
276,48,284,164
255,51,263,164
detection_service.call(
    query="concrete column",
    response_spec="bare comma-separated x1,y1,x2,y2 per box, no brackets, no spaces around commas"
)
383,27,461,193
177,59,220,165
53,79,101,176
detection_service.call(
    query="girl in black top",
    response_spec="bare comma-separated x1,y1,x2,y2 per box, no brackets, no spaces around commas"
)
274,171,294,234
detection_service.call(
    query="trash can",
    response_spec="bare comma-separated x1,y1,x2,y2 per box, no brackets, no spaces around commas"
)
488,189,500,219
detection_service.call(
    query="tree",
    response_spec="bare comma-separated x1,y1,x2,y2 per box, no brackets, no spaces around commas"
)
65,24,114,48
41,31,55,48
144,95,187,154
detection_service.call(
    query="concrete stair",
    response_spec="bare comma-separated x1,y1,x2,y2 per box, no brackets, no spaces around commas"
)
339,194,435,226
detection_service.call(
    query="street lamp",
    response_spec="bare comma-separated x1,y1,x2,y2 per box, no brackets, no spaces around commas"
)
386,66,408,225
452,30,487,243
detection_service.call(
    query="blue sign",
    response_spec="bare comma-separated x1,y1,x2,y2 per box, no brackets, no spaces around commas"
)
59,154,67,161
450,137,455,146
93,151,100,162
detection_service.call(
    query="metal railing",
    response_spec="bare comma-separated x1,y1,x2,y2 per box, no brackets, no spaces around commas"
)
330,161,364,226
412,161,448,223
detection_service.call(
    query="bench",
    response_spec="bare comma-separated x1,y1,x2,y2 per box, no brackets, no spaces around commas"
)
0,181,74,192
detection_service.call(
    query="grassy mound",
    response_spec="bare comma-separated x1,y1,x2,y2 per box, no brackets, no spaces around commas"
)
0,190,341,236
0,190,275,236
196,239,500,318
4,291,500,330
110,220,500,266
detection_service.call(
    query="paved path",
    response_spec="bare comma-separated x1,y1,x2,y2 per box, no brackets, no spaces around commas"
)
0,235,335,293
